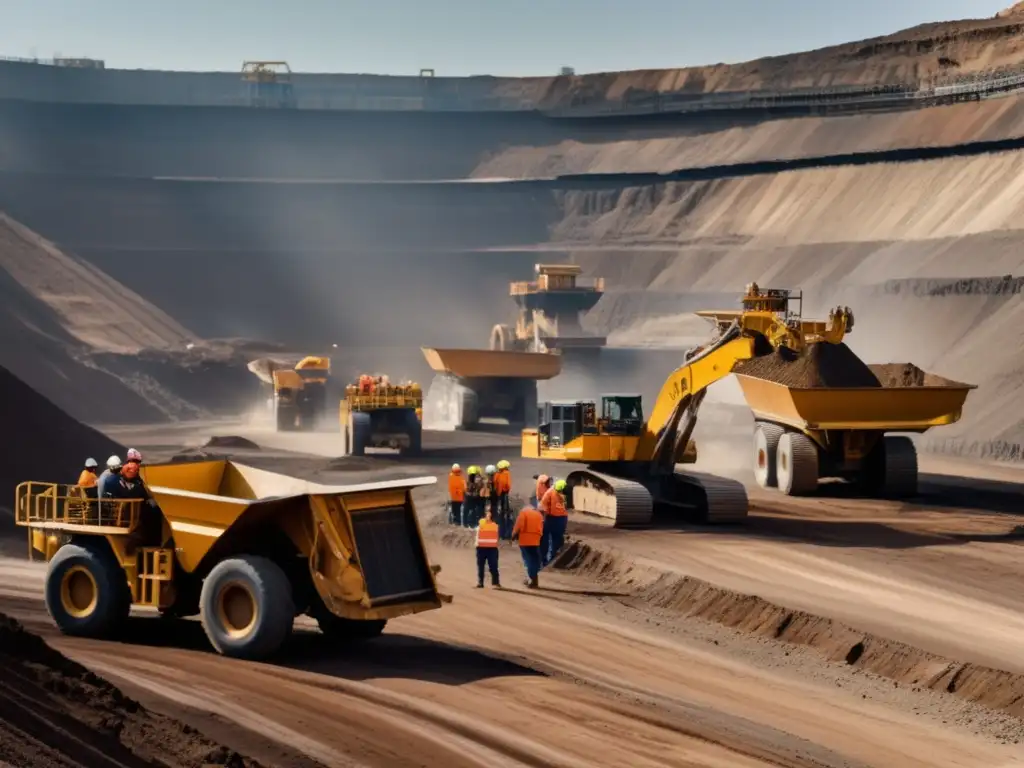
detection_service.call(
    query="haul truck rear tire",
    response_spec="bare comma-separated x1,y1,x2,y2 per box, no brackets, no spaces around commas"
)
862,435,918,498
45,541,130,639
752,422,785,489
776,432,819,496
199,555,295,659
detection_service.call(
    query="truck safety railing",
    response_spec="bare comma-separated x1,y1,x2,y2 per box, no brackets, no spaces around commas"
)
14,482,141,531
346,392,424,410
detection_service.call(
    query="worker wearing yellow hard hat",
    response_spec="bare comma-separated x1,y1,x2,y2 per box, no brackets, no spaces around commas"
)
494,460,512,539
464,465,485,528
539,477,569,568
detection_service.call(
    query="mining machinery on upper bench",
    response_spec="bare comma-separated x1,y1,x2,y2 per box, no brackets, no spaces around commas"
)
522,284,976,528
490,263,606,353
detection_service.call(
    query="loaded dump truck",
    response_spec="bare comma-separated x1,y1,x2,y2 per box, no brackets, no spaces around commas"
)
340,376,423,456
247,356,332,432
16,459,448,659
522,284,975,527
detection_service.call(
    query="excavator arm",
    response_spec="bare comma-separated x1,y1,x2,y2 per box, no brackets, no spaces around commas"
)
641,322,759,468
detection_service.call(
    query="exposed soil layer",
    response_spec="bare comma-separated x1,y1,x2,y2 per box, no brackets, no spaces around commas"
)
553,539,1024,730
734,342,882,388
0,364,123,511
0,612,260,768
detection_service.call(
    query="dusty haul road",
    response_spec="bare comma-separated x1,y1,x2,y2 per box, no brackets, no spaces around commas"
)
3,421,1024,768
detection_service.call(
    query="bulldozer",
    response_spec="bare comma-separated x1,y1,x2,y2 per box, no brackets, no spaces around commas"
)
522,284,976,527
340,376,423,457
16,459,449,659
248,356,332,432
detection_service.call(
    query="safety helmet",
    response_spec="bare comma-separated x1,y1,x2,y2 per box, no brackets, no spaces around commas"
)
468,465,479,474
84,458,98,469
485,464,496,475
125,448,143,463
537,474,549,485
451,463,461,471
497,459,509,470
554,479,567,492
106,455,122,470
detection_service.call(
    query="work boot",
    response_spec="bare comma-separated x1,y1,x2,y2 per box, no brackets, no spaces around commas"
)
527,577,539,589
475,582,484,588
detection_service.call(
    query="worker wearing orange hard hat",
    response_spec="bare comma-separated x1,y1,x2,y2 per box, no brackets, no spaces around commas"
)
448,463,466,526
512,504,544,589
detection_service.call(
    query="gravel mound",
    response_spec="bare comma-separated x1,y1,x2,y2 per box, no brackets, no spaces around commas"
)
734,342,882,388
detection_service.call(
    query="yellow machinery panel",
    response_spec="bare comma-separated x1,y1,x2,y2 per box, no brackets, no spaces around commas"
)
734,375,977,431
422,347,562,380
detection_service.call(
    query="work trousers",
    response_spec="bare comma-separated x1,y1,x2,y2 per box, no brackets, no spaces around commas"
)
449,500,462,526
463,497,483,528
497,493,512,539
541,515,568,568
476,547,500,585
519,545,541,581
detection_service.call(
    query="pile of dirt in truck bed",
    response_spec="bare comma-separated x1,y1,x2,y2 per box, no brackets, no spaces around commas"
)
0,364,123,517
0,612,260,767
867,363,965,388
734,342,882,388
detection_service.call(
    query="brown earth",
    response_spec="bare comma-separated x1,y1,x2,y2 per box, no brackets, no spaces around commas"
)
0,612,263,768
5,425,1024,767
868,363,965,388
734,343,881,388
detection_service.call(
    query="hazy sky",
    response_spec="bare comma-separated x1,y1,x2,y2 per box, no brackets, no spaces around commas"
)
0,0,1011,76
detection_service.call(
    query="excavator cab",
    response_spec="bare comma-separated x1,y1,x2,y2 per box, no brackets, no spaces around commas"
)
537,399,591,448
598,394,644,436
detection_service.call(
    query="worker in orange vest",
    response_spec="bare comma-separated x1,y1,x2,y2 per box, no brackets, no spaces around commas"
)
539,478,569,568
512,504,544,589
447,463,466,526
474,507,502,589
494,460,512,539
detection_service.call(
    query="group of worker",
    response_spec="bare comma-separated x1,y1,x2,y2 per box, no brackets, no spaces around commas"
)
75,450,163,551
448,462,568,590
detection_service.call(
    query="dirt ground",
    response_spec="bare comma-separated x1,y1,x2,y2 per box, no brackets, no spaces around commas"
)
3,418,1024,767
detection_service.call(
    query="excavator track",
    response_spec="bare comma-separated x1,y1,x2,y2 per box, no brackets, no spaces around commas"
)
567,468,748,528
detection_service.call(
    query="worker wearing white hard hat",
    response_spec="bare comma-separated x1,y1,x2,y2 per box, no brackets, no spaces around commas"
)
448,463,466,526
77,458,99,494
97,455,122,499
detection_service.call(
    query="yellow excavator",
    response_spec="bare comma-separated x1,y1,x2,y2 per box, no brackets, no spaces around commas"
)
521,284,975,527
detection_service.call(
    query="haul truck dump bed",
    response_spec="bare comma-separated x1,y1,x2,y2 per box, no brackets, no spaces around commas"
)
16,459,447,659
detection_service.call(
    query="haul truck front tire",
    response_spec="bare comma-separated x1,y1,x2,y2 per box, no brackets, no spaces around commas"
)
45,541,130,639
752,422,785,489
200,555,295,659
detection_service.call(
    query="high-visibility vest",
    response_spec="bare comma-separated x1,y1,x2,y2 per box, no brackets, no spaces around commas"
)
475,520,499,548
495,469,511,494
540,487,567,517
77,470,97,488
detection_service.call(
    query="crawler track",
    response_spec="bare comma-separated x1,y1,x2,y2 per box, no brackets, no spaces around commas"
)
566,467,748,527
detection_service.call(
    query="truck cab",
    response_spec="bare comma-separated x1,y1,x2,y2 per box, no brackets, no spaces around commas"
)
535,394,644,448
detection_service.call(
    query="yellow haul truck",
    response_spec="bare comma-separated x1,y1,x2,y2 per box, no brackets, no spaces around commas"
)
522,285,975,527
16,459,448,659
273,356,331,431
340,378,423,457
